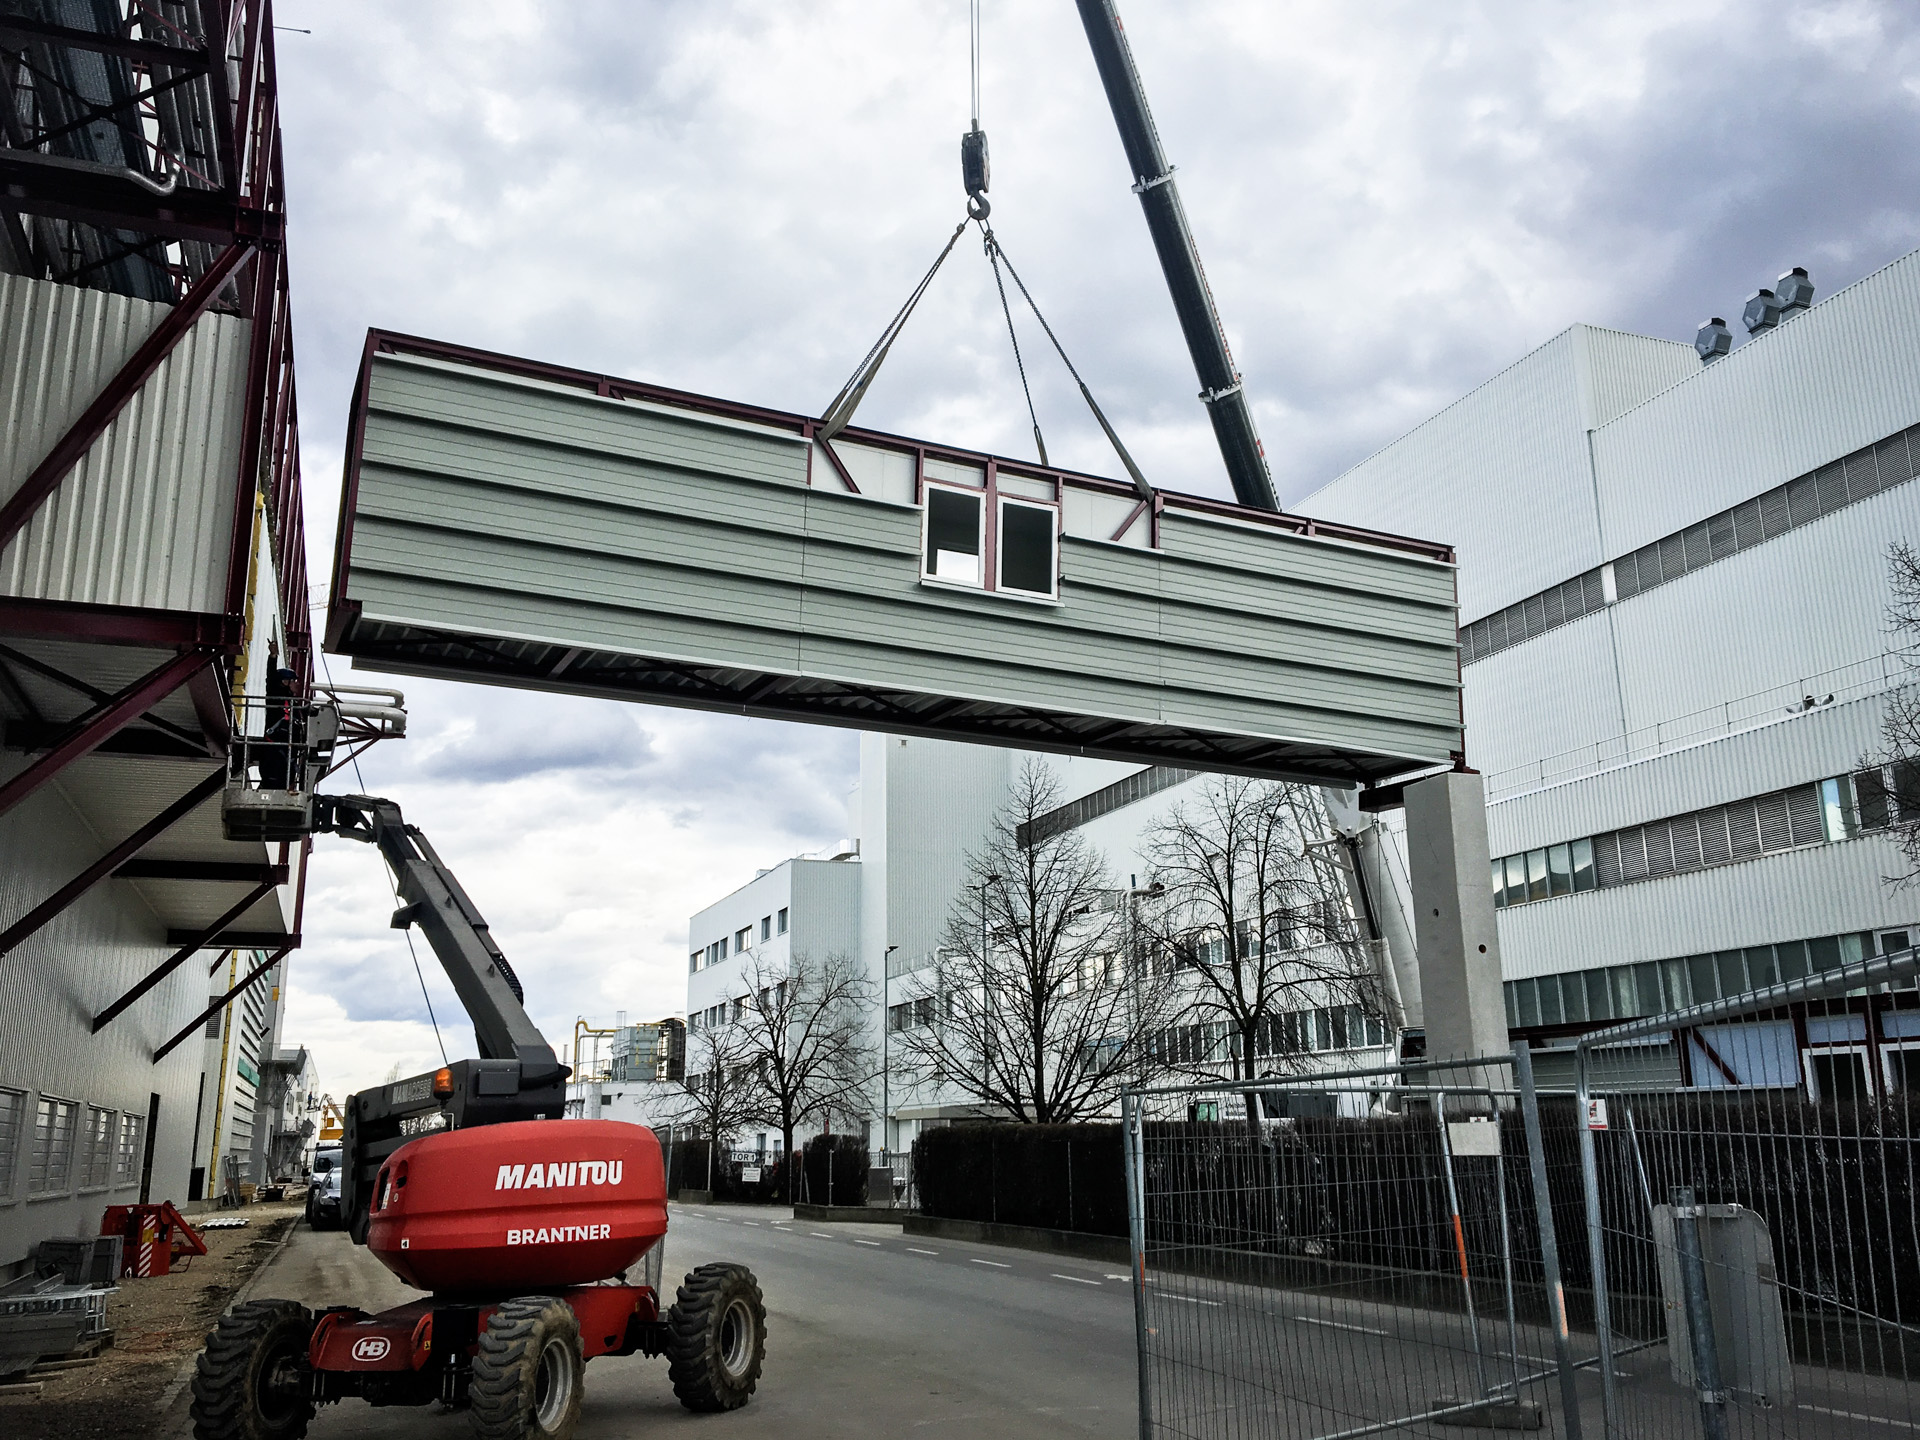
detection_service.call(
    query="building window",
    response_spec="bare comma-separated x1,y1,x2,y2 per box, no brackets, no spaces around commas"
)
690,951,702,974
997,498,1058,598
0,1088,22,1200
80,1107,114,1190
114,1113,144,1188
777,908,789,935
923,486,983,585
761,916,772,942
29,1096,76,1197
735,927,752,953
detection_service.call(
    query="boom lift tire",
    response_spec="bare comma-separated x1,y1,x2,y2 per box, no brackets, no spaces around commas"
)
189,1300,317,1440
665,1263,766,1412
470,1296,585,1440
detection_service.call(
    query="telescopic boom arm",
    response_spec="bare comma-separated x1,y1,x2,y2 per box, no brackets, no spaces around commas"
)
1074,0,1279,513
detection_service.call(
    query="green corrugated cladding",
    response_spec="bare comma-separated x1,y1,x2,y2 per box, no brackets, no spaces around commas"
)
335,352,1462,781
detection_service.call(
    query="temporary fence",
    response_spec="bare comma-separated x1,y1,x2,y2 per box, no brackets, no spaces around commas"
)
1121,946,1920,1440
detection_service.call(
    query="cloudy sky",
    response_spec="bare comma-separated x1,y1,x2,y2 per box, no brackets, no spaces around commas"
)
272,0,1920,1097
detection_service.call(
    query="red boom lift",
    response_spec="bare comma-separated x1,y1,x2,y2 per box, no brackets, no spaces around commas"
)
189,790,766,1440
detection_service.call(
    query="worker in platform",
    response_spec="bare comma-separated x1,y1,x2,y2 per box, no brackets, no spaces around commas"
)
258,648,299,791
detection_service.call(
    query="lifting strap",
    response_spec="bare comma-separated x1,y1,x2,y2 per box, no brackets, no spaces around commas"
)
819,216,970,440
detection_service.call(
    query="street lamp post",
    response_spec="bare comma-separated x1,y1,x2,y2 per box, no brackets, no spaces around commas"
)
881,944,898,1166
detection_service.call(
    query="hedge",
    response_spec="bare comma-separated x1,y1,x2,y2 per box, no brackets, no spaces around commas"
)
913,1124,1128,1236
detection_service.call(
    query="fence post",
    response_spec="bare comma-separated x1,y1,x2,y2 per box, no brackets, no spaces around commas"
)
1670,1185,1729,1440
1122,1090,1152,1440
1574,1047,1617,1435
1434,1090,1489,1397
1513,1042,1584,1440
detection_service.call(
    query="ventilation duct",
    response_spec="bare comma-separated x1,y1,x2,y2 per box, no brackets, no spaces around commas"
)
1743,288,1782,335
1776,266,1814,318
1695,316,1732,363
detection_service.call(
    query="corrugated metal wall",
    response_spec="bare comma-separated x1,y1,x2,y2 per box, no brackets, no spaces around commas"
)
1298,325,1690,620
1488,691,1890,854
0,271,249,613
1607,482,1920,735
1593,248,1920,556
0,761,203,1265
1495,831,1914,979
1461,610,1623,778
344,353,1462,770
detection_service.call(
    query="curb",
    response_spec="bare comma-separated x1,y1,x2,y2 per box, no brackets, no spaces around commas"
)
901,1214,1129,1264
155,1214,304,1436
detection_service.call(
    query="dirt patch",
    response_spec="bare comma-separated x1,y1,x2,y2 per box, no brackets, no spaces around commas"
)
0,1201,304,1440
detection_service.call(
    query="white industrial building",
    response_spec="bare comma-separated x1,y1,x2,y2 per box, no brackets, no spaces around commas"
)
1300,250,1920,1096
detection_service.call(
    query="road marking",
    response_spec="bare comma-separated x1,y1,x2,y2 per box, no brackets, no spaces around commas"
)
1051,1274,1101,1286
1800,1407,1920,1431
1155,1293,1221,1307
907,1247,940,1255
1104,1274,1133,1282
810,1232,835,1239
1293,1315,1390,1336
853,1239,882,1246
970,1258,1011,1268
743,1221,760,1226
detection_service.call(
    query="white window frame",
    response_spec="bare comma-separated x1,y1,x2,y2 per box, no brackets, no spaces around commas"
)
79,1105,114,1192
1802,1045,1874,1102
921,483,986,588
114,1112,144,1189
28,1094,77,1199
995,495,1061,600
1881,1040,1920,1092
0,1087,23,1203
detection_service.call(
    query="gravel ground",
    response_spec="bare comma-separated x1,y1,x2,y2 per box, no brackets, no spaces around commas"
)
0,1201,304,1440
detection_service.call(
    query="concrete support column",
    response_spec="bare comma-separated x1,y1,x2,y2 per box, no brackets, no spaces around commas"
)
1405,770,1506,1066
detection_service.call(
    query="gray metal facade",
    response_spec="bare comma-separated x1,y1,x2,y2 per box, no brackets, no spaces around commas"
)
1300,247,1920,1046
329,336,1462,788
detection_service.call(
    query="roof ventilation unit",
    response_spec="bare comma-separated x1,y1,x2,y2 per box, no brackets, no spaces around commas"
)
1776,266,1814,317
1695,316,1732,363
1743,288,1782,335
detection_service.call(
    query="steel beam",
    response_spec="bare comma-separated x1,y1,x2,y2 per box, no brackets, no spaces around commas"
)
0,649,208,821
168,928,299,950
115,860,287,883
0,768,223,960
0,597,241,649
91,879,278,1033
0,242,249,552
152,944,291,1063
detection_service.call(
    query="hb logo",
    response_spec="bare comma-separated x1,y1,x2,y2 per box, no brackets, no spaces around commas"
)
351,1336,391,1362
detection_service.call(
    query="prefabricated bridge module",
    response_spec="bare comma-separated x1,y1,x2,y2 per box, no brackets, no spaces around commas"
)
326,333,1462,799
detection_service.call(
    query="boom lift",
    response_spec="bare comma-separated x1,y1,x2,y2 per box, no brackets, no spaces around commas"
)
190,700,767,1440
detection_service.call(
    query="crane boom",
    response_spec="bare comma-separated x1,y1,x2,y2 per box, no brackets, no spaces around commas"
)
1074,0,1279,513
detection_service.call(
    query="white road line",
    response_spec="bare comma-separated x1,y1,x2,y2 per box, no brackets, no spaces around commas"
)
743,1221,760,1227
1104,1274,1133,1282
1800,1406,1920,1431
810,1232,835,1239
1052,1274,1101,1286
853,1239,882,1246
906,1247,940,1255
1293,1315,1390,1337
970,1258,1012,1268
1155,1294,1221,1307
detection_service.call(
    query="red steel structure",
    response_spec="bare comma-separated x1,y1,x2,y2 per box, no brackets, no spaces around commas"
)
0,0,309,1034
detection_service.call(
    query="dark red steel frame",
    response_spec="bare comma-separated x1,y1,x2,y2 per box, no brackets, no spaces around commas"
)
0,1,313,1030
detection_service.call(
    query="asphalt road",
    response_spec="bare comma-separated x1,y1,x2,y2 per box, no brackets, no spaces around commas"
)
207,1205,1137,1439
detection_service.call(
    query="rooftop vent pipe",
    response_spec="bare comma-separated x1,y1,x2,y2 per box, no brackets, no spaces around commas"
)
1743,288,1782,335
1776,266,1814,317
1695,317,1732,363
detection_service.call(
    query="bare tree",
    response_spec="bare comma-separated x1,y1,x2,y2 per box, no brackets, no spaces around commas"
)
894,759,1178,1123
1876,540,1920,884
672,1021,760,1191
1139,776,1388,1092
731,952,876,1201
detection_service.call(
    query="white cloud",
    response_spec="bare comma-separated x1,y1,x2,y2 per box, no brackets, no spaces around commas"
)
270,0,1920,1099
